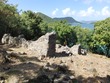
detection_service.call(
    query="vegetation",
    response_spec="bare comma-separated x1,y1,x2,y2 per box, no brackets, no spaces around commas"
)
48,21,77,47
90,18,110,56
36,12,80,24
53,17,79,23
0,1,110,56
36,12,53,23
0,0,21,38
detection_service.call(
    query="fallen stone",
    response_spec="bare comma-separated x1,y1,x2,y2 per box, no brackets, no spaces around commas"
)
70,44,81,55
1,34,10,44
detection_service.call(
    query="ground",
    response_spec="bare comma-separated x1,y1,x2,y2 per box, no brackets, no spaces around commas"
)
0,44,110,83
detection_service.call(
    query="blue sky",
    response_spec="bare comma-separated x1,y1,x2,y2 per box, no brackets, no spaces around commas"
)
8,0,110,21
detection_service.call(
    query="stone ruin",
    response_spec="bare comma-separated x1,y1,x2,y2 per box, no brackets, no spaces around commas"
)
1,34,29,48
28,32,56,57
1,32,87,57
70,44,81,55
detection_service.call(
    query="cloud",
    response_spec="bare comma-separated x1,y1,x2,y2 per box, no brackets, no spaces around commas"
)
52,8,59,16
51,6,110,20
101,6,110,16
62,8,75,16
78,6,110,17
79,7,95,17
62,8,71,15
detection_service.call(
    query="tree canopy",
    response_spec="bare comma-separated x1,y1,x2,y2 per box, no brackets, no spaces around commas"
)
91,18,110,56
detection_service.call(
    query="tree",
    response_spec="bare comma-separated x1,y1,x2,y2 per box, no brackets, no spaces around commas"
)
91,18,110,56
72,26,93,49
48,21,77,47
0,1,21,39
39,22,49,35
20,10,43,39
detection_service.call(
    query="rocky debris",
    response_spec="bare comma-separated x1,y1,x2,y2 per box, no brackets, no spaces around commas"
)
28,32,56,57
1,33,87,57
70,44,81,55
1,34,10,44
8,37,20,46
53,74,73,83
1,34,29,48
81,49,87,55
38,55,46,60
19,38,29,48
6,75,20,83
56,44,87,56
56,44,72,56
0,50,9,64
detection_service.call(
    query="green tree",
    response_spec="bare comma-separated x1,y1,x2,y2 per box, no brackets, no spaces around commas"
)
91,18,110,56
48,21,77,47
0,1,21,39
73,26,93,49
20,10,43,39
39,22,49,35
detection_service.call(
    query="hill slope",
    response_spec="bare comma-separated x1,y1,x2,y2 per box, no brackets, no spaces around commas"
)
36,12,53,23
36,12,80,23
53,17,80,23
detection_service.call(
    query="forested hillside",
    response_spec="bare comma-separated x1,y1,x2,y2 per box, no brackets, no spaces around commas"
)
53,17,79,23
0,0,110,56
36,12,53,23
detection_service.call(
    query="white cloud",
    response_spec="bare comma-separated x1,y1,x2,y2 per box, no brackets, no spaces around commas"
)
52,8,59,16
51,6,110,20
62,8,75,16
78,6,110,17
72,11,75,15
94,11,101,16
62,8,71,15
79,7,95,17
101,6,110,16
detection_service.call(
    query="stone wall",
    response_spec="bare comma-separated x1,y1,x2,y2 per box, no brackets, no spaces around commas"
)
1,32,87,57
1,34,29,48
28,32,56,57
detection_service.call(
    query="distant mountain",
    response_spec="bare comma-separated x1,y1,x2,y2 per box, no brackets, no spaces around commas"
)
53,17,80,23
36,12,80,23
36,12,53,23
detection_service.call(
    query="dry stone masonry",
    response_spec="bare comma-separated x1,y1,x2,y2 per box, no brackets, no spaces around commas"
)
28,31,56,57
1,34,29,48
1,32,87,57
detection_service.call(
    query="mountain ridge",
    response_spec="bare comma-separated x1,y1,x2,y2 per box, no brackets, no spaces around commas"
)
53,17,80,23
36,12,80,23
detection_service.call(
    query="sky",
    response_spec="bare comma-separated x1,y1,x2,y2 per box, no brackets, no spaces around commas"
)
8,0,110,21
